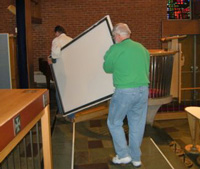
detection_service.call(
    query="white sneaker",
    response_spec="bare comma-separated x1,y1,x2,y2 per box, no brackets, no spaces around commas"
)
112,155,132,164
132,161,142,167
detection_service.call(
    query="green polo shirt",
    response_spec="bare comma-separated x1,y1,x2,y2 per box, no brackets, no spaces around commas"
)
103,39,150,88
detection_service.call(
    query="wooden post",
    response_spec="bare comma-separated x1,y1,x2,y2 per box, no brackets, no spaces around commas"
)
160,35,186,101
41,105,53,169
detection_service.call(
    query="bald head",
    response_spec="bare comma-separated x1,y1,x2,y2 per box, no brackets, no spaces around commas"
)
112,23,131,43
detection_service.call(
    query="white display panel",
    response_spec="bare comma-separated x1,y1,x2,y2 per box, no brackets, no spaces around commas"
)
51,16,114,115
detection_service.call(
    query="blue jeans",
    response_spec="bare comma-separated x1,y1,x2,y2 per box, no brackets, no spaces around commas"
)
107,86,148,161
56,90,63,114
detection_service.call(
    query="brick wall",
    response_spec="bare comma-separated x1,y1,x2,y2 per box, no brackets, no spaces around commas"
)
1,0,168,71
0,0,16,34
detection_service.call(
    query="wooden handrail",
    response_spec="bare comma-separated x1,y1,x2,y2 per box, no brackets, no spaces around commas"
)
0,89,53,169
181,87,200,91
148,49,177,56
161,35,187,42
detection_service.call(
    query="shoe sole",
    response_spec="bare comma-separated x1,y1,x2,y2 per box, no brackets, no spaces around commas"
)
133,164,141,168
111,161,132,165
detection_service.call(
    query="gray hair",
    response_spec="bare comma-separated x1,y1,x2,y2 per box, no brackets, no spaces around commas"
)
112,23,131,37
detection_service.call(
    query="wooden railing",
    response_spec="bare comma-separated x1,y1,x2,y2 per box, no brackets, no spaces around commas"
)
0,89,53,169
147,49,177,125
149,49,176,98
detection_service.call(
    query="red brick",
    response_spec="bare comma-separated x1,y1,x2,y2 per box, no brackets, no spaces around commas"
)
0,0,168,71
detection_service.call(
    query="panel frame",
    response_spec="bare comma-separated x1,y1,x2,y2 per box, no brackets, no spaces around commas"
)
51,15,114,116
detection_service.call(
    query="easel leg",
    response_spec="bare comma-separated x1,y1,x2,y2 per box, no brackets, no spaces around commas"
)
71,122,76,169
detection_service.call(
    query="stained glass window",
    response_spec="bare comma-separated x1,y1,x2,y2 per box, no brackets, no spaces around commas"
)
167,0,191,19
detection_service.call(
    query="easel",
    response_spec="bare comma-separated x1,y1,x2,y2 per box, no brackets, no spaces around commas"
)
64,102,109,169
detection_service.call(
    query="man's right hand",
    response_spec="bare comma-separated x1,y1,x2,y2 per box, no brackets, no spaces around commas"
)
47,56,52,65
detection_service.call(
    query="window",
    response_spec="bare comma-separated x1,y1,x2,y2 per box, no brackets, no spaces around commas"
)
167,0,191,19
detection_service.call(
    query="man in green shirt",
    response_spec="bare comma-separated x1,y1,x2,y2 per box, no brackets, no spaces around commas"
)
103,23,150,168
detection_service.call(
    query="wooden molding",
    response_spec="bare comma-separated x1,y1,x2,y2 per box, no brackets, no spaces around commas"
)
162,20,200,36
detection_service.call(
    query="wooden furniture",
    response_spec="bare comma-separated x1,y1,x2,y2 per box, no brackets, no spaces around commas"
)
147,49,176,125
161,35,186,101
0,89,53,169
162,20,200,36
9,34,19,88
185,106,200,164
0,34,18,89
162,20,200,103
